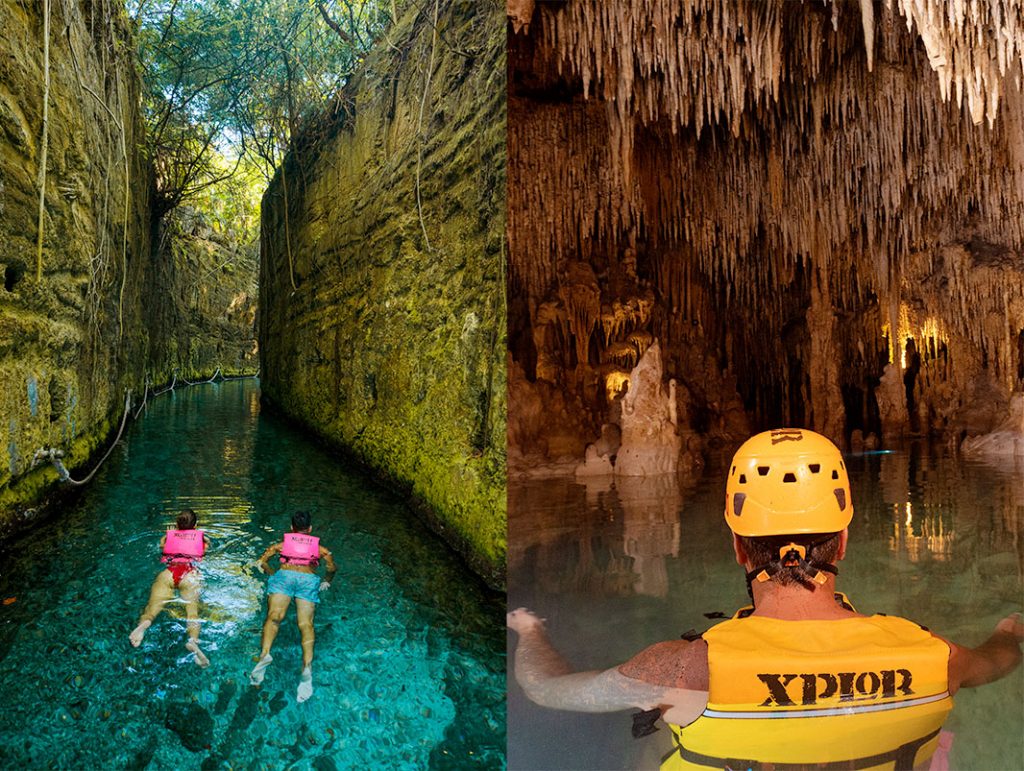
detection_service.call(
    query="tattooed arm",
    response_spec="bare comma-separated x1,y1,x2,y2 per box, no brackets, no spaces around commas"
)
507,608,708,722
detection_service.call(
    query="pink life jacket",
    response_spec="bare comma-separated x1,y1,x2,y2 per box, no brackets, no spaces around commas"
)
281,532,320,566
162,529,205,563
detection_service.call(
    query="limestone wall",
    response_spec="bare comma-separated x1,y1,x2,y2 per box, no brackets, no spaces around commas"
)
259,0,506,587
0,0,256,534
145,211,258,380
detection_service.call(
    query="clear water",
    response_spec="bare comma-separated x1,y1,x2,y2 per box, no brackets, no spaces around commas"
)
0,380,505,769
508,447,1024,770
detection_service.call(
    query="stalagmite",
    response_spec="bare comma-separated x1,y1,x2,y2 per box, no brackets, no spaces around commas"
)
574,422,621,477
807,264,846,443
613,341,682,477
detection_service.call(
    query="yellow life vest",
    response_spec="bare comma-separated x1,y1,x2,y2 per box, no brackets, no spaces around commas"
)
663,608,952,771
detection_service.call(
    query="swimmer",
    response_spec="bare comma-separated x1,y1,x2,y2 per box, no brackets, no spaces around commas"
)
250,510,336,703
129,509,210,667
508,430,1024,770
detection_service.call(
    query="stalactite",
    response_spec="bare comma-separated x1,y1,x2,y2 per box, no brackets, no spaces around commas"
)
509,0,1024,460
887,0,1024,127
860,0,875,72
511,1,1024,304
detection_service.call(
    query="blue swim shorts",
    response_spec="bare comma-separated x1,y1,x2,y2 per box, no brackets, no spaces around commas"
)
267,569,320,604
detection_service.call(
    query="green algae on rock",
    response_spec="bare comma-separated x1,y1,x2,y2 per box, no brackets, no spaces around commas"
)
259,0,506,588
0,0,257,536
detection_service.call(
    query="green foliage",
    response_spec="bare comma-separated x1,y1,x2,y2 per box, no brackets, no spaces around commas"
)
224,0,393,179
187,157,263,247
128,0,393,214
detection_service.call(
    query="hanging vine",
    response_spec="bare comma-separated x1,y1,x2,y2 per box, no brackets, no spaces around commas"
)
34,0,51,283
414,0,439,252
280,158,298,291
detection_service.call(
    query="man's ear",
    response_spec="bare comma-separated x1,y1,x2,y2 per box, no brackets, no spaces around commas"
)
733,533,748,567
836,528,849,561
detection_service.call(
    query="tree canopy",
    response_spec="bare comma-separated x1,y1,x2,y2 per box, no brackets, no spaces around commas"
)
129,0,392,219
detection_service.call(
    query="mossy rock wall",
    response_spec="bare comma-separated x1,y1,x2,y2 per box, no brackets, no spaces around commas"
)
144,211,258,381
259,0,506,588
0,0,257,536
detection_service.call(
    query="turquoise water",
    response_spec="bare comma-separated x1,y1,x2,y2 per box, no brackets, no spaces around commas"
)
0,380,505,768
508,448,1024,770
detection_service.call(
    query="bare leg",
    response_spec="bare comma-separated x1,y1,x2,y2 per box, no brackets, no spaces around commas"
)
296,599,316,669
130,570,175,646
296,599,316,702
260,593,291,658
251,592,290,685
179,572,209,668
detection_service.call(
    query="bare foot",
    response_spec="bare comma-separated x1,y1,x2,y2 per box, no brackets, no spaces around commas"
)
129,620,151,647
186,640,210,668
296,667,313,703
249,653,272,686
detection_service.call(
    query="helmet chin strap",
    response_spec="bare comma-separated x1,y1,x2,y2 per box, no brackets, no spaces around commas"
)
744,537,839,605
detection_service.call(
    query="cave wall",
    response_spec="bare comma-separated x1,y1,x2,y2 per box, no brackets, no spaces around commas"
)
508,0,1024,472
259,1,506,586
0,0,257,535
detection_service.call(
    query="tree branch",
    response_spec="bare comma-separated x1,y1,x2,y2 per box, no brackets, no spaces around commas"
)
316,2,353,44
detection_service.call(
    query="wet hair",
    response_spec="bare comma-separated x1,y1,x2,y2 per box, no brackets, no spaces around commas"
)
176,509,198,530
291,510,312,531
739,532,841,588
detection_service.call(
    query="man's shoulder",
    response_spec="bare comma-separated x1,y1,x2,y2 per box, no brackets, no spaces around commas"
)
618,638,709,690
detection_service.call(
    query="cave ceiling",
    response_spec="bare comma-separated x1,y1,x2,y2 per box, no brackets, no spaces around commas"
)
508,0,1024,458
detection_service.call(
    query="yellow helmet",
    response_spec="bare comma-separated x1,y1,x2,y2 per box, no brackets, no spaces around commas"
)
725,428,852,537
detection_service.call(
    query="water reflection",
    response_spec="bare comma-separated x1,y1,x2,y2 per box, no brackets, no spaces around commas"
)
871,447,1022,580
508,447,1024,771
889,501,955,563
510,473,690,599
619,476,682,597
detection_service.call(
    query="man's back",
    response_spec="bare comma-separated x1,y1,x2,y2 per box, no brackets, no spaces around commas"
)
636,612,952,770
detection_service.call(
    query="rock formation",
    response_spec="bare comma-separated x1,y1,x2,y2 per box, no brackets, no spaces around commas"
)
508,0,1024,466
260,0,506,586
574,423,619,478
591,340,682,477
961,392,1024,459
615,341,680,476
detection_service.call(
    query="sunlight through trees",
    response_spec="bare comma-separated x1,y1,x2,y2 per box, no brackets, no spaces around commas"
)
128,0,392,222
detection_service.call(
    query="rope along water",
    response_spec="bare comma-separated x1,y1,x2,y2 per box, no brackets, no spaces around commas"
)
151,372,177,397
33,390,132,486
32,367,258,486
131,376,150,419
179,366,221,386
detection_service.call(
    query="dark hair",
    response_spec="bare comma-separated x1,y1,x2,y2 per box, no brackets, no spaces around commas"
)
739,532,841,588
291,510,312,531
176,509,198,530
